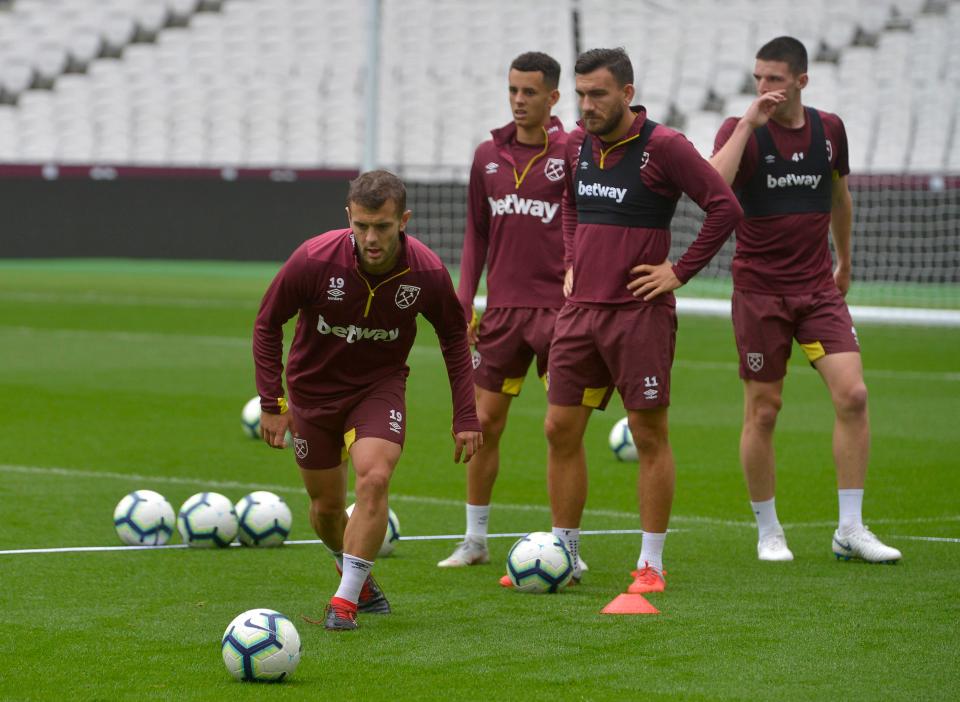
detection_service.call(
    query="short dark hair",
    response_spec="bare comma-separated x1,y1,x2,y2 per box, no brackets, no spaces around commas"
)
574,47,633,87
510,51,561,90
756,36,808,76
347,169,406,214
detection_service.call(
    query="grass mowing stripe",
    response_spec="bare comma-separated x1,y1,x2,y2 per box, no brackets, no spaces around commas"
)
5,326,959,381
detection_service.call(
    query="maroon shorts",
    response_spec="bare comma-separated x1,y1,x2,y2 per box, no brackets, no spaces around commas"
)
732,288,860,382
547,303,677,410
289,374,407,470
474,307,558,396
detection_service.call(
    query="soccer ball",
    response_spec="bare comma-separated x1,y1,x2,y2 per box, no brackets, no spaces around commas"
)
113,490,176,545
608,416,638,461
506,531,574,593
177,492,238,547
235,491,293,547
221,608,301,682
345,503,400,557
241,396,261,438
242,396,293,446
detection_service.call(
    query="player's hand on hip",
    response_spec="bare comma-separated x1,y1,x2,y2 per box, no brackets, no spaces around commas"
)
260,411,292,449
453,430,483,463
627,260,682,301
745,91,786,128
466,321,479,346
834,264,851,297
563,268,574,297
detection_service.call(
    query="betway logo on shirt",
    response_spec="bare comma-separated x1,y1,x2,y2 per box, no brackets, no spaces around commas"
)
487,195,559,224
317,315,399,343
577,181,628,203
767,173,822,189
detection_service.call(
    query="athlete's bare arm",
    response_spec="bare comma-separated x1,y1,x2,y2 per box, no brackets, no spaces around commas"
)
709,92,787,185
830,175,854,296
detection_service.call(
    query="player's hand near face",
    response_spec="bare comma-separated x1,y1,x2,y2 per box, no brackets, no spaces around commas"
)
744,91,786,128
260,411,293,449
627,259,682,300
453,430,483,463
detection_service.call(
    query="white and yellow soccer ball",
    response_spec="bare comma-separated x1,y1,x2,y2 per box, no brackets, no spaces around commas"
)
506,531,574,593
235,491,293,547
221,608,301,682
177,492,238,548
345,503,400,557
608,416,638,461
113,490,176,545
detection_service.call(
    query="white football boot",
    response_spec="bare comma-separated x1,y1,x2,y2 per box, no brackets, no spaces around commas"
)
437,538,490,567
757,526,794,561
832,525,901,563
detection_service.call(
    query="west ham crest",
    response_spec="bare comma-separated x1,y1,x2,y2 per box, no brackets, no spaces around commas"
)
294,437,309,459
544,157,565,182
395,284,421,309
640,151,650,169
747,353,764,372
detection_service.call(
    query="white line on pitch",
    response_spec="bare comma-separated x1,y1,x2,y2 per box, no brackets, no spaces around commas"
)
0,529,653,556
890,535,960,544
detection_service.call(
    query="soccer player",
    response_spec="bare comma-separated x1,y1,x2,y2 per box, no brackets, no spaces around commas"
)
437,52,571,570
547,47,742,593
253,170,483,630
709,36,901,563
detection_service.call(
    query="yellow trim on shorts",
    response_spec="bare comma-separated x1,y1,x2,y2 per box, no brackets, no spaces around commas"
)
277,397,289,414
539,373,548,391
500,376,524,396
581,386,608,408
342,427,357,460
800,341,826,362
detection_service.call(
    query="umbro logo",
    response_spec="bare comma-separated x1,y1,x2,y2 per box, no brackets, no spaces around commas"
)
485,162,499,174
580,160,589,170
327,288,345,301
765,154,776,164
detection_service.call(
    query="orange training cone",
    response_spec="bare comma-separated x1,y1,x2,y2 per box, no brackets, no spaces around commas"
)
600,593,660,615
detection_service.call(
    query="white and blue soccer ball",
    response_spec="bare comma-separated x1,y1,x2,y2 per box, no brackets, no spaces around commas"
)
177,492,238,548
345,503,400,557
221,608,301,682
113,490,176,545
608,416,638,461
506,531,574,593
241,396,261,439
235,491,293,547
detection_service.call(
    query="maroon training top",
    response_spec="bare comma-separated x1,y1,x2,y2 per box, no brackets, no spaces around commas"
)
562,107,742,307
713,109,850,294
457,116,568,319
253,229,481,434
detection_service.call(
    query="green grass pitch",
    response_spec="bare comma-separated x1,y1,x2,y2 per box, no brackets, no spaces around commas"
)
0,259,958,701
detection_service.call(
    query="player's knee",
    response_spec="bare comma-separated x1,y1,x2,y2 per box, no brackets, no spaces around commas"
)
544,414,577,451
835,382,868,417
354,468,391,501
478,408,507,442
628,420,668,456
748,397,782,432
310,497,345,524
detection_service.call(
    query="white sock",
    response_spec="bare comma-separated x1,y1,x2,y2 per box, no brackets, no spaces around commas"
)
638,531,666,573
838,488,864,533
552,526,580,571
465,503,490,542
750,497,782,539
333,553,373,605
